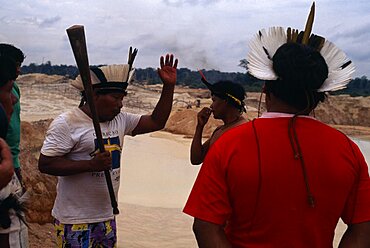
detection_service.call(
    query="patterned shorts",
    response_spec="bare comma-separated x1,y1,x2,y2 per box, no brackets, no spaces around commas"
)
54,219,117,248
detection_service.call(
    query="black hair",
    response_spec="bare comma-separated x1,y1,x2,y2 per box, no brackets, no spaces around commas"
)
265,42,328,111
0,56,17,87
211,80,246,112
0,43,25,64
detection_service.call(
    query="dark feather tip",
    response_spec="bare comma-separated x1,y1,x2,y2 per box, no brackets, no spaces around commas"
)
341,60,352,69
262,46,271,60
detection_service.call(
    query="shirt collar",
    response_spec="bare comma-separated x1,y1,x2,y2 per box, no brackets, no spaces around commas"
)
260,112,316,119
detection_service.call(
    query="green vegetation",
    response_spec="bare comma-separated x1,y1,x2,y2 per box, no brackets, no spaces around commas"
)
333,76,370,97
135,67,263,91
21,61,79,78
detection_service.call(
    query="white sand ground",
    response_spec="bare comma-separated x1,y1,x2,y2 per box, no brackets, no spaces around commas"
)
117,132,198,247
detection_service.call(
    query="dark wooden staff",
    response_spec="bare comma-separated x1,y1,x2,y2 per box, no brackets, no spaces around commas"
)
66,25,119,215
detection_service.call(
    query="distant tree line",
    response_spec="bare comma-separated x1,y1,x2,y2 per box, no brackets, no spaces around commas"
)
21,62,370,96
134,67,263,92
21,61,79,78
333,76,370,96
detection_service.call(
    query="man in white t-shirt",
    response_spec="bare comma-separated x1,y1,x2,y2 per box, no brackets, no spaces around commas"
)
38,54,178,247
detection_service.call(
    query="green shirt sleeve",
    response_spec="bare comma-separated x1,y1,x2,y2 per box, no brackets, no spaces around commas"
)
5,82,21,169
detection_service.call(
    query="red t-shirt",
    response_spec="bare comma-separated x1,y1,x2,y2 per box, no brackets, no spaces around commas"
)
184,116,370,248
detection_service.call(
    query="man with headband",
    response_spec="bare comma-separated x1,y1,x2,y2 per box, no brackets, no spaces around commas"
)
39,53,178,247
190,80,247,165
184,3,370,247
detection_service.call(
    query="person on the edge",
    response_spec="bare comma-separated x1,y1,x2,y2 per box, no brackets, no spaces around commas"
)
0,54,28,248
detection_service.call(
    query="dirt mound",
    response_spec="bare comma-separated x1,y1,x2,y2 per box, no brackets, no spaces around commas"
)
315,95,370,126
28,223,56,247
164,108,223,138
332,124,370,140
164,93,370,140
17,73,70,85
20,119,57,224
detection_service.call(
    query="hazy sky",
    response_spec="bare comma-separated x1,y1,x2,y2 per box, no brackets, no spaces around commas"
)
0,0,369,77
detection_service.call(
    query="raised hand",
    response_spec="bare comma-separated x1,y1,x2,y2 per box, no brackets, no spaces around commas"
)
197,107,212,128
157,54,178,85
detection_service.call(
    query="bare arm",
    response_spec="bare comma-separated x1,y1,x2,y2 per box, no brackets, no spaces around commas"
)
193,218,232,248
190,107,212,165
132,54,178,135
38,151,111,176
190,126,210,165
0,138,14,189
339,222,370,248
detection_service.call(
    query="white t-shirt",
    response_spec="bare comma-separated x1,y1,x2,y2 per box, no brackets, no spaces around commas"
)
41,108,141,224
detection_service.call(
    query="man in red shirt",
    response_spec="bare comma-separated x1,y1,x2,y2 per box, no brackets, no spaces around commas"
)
183,5,370,248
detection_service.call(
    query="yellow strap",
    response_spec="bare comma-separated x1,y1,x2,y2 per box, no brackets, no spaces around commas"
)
226,93,242,106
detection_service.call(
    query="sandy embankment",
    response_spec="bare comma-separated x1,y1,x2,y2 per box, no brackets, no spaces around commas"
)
118,132,198,247
16,73,370,247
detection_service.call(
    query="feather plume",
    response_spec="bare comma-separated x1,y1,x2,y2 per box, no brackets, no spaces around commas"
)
302,2,315,45
292,29,299,43
126,47,138,82
287,27,292,42
100,64,130,83
247,27,287,80
318,40,355,92
127,68,136,83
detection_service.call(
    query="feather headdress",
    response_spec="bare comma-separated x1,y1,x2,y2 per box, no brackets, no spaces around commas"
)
72,47,138,92
246,2,355,92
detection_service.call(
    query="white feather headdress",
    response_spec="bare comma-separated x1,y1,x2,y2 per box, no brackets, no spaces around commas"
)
246,3,355,92
71,64,135,91
99,64,133,83
247,27,286,81
72,47,138,92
